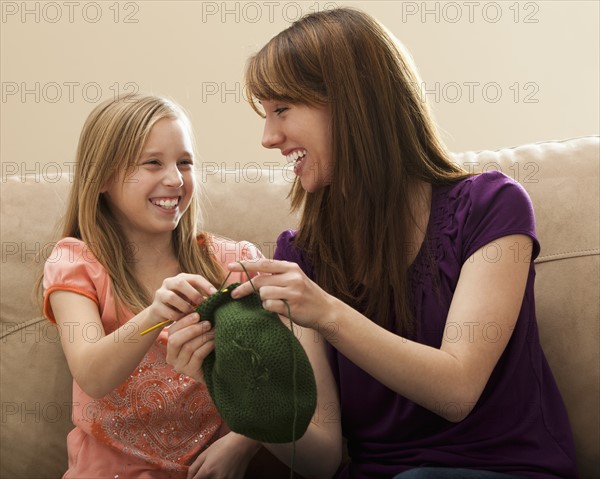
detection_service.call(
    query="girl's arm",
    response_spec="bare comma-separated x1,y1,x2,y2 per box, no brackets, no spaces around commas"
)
230,234,532,422
50,273,216,399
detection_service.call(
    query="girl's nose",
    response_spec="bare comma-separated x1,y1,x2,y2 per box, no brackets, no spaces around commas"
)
163,165,184,187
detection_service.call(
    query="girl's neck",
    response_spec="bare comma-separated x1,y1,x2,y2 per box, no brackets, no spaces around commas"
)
125,233,180,279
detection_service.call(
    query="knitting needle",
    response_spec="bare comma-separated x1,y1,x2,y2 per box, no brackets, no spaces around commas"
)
140,319,174,336
139,286,231,337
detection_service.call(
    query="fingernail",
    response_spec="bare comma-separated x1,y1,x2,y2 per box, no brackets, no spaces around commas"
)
230,290,238,299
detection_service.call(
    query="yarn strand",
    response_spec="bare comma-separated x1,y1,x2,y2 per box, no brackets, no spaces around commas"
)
234,262,298,478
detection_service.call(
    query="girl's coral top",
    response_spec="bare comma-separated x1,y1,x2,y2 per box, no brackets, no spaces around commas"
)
44,236,260,478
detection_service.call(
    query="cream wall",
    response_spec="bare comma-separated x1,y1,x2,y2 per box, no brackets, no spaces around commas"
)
1,0,598,180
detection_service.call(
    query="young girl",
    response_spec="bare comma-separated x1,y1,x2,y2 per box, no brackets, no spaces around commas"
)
170,7,578,479
42,94,262,478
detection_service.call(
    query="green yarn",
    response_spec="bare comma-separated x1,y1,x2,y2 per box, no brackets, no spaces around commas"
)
197,282,317,444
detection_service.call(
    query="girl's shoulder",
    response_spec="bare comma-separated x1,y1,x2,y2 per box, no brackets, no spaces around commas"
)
206,234,263,266
43,238,107,323
45,237,101,268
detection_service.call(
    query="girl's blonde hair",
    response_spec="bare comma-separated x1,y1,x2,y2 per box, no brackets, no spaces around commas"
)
47,94,223,316
245,8,469,334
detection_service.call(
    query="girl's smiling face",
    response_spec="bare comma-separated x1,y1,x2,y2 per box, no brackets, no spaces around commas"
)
102,117,196,242
260,100,333,193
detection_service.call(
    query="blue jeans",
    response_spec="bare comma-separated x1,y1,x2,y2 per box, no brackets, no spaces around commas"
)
392,468,528,479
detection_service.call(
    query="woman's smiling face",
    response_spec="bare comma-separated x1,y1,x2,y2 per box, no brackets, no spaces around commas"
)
260,100,333,193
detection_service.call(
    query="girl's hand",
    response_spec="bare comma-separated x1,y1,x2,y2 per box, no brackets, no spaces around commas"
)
187,433,260,479
228,259,336,330
166,313,215,383
149,273,217,325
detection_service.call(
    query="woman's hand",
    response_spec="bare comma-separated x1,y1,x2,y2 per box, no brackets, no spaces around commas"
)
148,273,217,325
166,313,215,383
187,433,260,479
228,259,337,330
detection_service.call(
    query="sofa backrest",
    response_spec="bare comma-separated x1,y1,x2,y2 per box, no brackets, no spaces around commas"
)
454,137,600,476
1,136,598,478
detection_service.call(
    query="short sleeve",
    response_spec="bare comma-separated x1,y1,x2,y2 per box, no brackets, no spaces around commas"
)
209,236,263,280
43,238,103,323
238,240,263,264
461,171,540,263
274,230,298,262
273,229,316,279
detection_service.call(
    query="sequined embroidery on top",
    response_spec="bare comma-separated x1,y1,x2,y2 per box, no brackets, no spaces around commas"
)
88,335,221,471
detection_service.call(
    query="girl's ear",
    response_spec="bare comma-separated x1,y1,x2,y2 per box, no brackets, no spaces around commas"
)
99,171,118,193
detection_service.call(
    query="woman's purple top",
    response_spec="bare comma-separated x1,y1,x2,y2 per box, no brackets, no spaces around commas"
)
274,172,578,479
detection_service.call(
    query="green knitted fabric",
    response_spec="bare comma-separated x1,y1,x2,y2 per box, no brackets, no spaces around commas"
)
197,282,317,443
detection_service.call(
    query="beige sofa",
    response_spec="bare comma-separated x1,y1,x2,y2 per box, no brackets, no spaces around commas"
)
1,136,598,478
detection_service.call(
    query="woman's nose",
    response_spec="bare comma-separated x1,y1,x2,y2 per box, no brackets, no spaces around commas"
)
261,119,284,149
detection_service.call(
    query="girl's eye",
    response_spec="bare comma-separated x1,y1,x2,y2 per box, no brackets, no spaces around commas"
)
144,159,160,165
178,159,194,167
274,107,288,115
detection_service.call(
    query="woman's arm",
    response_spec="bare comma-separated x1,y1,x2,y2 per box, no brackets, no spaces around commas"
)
50,273,216,399
230,234,532,422
261,324,342,478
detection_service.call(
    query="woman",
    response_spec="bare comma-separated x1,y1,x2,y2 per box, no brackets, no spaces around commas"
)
171,8,578,479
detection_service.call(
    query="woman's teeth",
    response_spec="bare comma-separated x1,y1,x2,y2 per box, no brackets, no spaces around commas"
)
286,149,306,164
151,198,179,209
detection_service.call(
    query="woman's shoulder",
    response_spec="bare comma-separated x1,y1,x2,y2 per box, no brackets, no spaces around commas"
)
448,170,528,197
273,230,314,276
440,170,533,218
274,229,299,260
437,171,539,261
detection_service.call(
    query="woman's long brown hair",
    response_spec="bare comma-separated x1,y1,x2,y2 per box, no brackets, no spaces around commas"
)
246,8,469,334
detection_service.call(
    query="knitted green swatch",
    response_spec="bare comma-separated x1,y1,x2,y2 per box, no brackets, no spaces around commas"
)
197,282,317,443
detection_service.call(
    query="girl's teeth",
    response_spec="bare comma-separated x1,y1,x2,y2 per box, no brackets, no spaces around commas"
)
152,198,178,208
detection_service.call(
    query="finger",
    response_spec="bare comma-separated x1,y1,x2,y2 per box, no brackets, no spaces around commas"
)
169,320,212,349
229,280,258,299
156,288,197,315
168,335,214,380
261,298,292,317
180,273,218,297
187,451,206,479
227,258,290,275
189,337,215,366
167,312,201,334
164,274,211,305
